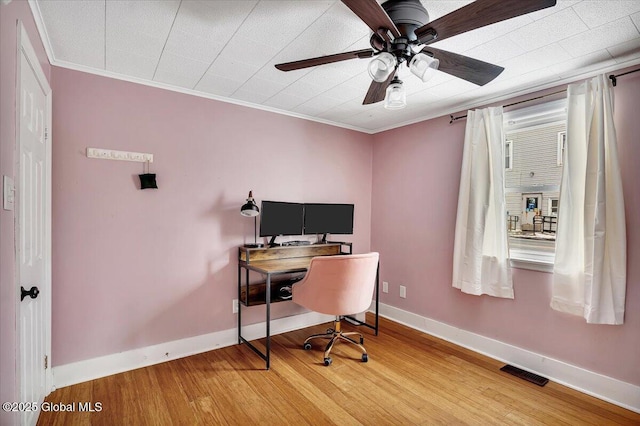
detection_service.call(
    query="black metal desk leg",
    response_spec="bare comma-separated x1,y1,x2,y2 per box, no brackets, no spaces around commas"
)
237,265,242,344
265,273,271,370
375,263,380,336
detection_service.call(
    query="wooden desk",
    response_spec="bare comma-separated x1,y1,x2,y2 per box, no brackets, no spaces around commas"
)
237,243,379,369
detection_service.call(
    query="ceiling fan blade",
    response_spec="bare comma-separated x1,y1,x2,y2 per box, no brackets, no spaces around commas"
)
416,0,557,44
363,72,395,105
421,47,504,86
342,0,401,40
275,49,374,72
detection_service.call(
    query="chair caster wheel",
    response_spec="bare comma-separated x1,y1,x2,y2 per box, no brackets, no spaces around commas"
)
327,328,334,334
361,353,368,363
359,336,364,344
303,342,312,350
324,357,332,366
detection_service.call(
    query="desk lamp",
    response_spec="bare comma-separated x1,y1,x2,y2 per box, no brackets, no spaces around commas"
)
240,190,262,248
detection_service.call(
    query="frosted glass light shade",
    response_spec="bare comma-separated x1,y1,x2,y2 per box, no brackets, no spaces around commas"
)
409,53,439,82
368,52,397,83
384,79,406,110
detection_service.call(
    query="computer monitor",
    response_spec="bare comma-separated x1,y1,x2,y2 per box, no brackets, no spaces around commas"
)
304,203,354,242
259,201,304,243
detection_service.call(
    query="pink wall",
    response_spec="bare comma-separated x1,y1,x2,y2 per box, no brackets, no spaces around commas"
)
371,72,640,386
0,2,51,424
50,67,373,365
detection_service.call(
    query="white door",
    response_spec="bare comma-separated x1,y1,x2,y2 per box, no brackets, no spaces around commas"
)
17,24,51,426
521,193,542,228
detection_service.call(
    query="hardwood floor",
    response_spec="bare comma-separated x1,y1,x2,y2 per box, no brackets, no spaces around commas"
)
38,315,639,425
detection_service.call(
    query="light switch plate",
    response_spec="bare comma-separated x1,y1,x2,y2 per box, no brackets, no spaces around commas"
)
3,176,15,211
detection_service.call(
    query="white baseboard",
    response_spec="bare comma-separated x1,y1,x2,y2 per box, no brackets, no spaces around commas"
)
52,311,332,389
372,302,640,413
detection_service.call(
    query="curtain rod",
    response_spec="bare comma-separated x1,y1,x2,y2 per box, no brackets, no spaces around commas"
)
608,67,640,86
449,67,640,124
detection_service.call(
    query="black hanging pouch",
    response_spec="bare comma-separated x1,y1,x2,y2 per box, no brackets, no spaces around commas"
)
139,173,157,189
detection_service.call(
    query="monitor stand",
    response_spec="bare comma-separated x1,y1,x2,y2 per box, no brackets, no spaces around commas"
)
318,233,328,244
268,236,278,248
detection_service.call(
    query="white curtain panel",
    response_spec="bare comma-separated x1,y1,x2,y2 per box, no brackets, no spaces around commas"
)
551,74,626,324
452,106,513,298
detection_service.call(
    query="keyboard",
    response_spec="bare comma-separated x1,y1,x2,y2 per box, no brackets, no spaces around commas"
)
282,240,311,246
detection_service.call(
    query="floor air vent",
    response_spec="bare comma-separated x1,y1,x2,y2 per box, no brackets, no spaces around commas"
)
500,364,549,386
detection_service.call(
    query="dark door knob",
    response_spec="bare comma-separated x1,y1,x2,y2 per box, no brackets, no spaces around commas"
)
20,286,40,301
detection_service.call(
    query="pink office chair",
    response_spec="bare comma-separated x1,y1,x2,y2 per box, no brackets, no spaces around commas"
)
292,252,379,366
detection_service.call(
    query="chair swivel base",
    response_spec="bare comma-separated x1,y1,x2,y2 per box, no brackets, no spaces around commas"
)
302,317,368,366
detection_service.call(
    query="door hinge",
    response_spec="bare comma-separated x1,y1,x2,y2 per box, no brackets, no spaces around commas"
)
44,128,49,141
44,355,48,369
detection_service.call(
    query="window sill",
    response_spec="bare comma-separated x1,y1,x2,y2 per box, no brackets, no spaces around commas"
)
509,238,555,273
510,256,553,273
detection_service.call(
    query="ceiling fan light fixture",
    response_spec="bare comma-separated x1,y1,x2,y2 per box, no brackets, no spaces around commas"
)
384,78,406,110
409,53,439,82
368,52,397,82
273,0,558,107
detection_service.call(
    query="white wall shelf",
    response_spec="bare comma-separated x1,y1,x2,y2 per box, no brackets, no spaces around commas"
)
87,148,153,163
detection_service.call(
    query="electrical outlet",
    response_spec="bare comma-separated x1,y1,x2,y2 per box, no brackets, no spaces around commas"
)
382,281,389,293
399,285,406,299
232,299,238,314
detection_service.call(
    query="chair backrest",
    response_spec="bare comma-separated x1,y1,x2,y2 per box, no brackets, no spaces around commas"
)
292,252,379,316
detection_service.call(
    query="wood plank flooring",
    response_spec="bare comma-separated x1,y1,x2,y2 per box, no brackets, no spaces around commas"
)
38,315,640,425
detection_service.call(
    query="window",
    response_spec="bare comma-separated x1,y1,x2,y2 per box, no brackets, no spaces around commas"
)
557,131,566,166
503,99,567,271
505,140,513,170
549,198,559,216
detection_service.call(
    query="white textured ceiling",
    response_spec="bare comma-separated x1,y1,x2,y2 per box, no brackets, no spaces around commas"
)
31,0,640,133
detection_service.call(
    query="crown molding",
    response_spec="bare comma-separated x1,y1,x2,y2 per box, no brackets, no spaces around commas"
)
26,0,640,135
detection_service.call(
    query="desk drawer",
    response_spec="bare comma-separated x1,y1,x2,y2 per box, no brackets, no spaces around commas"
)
239,244,341,262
